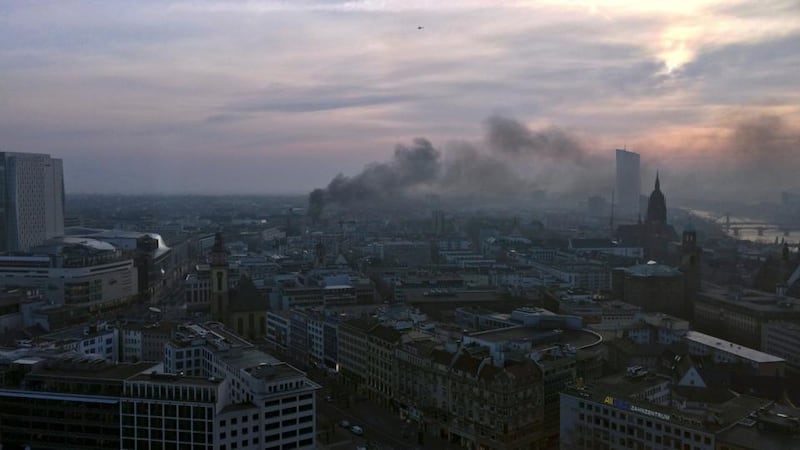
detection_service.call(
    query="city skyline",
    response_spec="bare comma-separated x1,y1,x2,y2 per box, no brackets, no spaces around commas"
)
1,1,799,201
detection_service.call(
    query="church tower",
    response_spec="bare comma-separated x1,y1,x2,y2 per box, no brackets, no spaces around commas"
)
210,232,229,323
646,172,667,225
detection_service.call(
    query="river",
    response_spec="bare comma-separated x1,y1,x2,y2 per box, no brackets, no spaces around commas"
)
685,209,798,244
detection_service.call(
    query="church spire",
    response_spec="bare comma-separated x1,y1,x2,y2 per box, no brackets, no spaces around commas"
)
646,172,667,225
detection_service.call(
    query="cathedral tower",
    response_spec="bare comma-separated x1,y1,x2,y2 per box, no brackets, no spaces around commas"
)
646,172,667,225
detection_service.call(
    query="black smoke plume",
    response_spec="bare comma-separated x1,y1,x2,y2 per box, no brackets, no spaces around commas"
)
308,116,605,219
485,115,592,163
308,138,440,221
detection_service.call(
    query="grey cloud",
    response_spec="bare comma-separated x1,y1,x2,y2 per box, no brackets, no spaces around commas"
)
204,113,246,124
714,0,800,18
235,93,416,113
676,33,800,105
1,0,799,199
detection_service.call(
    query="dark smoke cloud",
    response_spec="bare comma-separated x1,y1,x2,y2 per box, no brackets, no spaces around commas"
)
440,142,535,196
485,115,593,164
307,112,800,218
730,115,799,161
308,115,608,219
646,114,800,205
724,114,800,199
308,138,440,220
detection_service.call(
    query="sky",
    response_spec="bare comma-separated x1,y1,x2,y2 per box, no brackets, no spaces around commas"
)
1,0,799,202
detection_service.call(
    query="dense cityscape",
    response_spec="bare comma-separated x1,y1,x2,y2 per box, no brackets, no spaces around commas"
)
0,148,799,449
2,1,800,450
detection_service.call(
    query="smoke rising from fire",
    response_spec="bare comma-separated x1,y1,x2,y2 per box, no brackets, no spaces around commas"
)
308,113,800,220
308,115,605,220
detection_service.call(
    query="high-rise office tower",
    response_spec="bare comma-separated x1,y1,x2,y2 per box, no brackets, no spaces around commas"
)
615,149,640,222
0,152,65,252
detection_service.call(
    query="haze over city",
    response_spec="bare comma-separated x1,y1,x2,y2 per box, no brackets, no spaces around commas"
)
2,0,799,202
5,2,800,450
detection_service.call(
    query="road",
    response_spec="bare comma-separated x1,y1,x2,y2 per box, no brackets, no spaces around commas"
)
310,369,463,450
255,345,463,450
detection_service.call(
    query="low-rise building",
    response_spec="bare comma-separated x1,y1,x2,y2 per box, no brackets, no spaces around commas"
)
396,342,545,450
612,262,688,319
337,318,375,389
560,372,773,450
693,283,800,349
0,238,138,311
121,321,178,362
364,324,401,407
40,321,119,362
568,238,644,258
530,258,611,292
685,330,785,377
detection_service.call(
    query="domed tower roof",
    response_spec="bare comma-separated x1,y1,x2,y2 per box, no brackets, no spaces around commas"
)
646,172,667,225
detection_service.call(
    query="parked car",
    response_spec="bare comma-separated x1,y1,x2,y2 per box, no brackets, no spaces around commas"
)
339,420,350,428
350,425,364,435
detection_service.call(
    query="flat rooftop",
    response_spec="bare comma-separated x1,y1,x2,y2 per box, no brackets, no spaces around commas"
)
218,347,281,371
565,373,772,430
468,326,602,350
686,331,785,363
716,404,800,448
245,362,306,382
699,283,800,314
42,325,114,341
128,372,223,387
28,359,156,381
406,290,507,304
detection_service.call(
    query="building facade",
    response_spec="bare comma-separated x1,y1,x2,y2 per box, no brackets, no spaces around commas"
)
615,149,641,223
0,152,65,252
0,239,138,311
164,322,319,450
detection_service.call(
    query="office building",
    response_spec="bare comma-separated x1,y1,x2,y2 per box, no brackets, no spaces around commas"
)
560,372,774,450
693,283,800,349
685,330,785,377
0,238,138,313
612,262,688,319
762,321,800,374
395,341,545,450
0,347,316,450
0,357,153,450
0,152,65,252
164,322,319,450
615,149,640,222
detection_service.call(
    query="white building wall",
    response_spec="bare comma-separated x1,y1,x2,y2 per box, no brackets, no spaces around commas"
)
2,153,64,252
0,258,137,306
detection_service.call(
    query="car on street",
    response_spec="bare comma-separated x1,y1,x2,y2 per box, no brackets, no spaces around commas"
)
325,395,334,402
339,420,350,428
350,425,364,435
